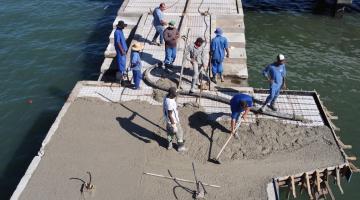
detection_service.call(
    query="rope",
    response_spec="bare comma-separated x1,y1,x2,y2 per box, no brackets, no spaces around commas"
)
166,0,182,10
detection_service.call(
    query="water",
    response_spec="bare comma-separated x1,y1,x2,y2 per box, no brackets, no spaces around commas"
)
0,0,359,199
0,0,122,198
244,1,360,199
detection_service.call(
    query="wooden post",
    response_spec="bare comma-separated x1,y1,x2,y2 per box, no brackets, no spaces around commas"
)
290,176,296,198
315,170,321,193
336,167,344,194
305,173,314,199
177,28,191,90
346,156,357,161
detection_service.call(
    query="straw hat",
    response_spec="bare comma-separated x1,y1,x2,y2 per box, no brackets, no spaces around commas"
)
131,42,144,51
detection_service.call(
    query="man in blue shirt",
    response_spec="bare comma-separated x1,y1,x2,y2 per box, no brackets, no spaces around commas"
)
260,54,287,112
230,93,253,138
130,42,144,90
114,20,128,83
210,27,229,84
151,3,167,46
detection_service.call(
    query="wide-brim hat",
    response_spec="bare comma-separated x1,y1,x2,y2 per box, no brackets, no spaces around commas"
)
117,20,127,28
131,42,144,51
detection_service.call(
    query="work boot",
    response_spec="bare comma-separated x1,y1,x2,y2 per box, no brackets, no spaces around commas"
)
234,132,240,140
220,75,224,82
268,104,277,111
211,77,217,84
150,40,157,45
167,141,173,150
177,142,187,152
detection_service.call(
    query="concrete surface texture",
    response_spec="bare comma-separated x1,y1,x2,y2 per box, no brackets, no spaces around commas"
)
19,97,345,200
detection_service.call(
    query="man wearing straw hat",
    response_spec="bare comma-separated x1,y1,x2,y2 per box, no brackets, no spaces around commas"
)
163,20,179,68
114,20,128,84
130,42,144,90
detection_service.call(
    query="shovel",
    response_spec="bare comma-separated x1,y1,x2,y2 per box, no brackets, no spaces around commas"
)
209,117,242,164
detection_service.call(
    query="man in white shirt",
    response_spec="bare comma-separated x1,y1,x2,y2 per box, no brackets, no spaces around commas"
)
163,87,186,151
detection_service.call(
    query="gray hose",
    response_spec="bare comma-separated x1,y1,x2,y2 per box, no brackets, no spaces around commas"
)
144,66,305,122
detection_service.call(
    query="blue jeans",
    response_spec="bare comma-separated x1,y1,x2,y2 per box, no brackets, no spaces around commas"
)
116,51,126,74
152,25,164,44
211,59,223,77
265,84,281,105
132,69,142,89
164,47,176,65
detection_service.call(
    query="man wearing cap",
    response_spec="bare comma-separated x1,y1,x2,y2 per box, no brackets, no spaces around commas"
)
260,54,287,112
210,27,229,84
230,93,253,138
163,20,179,68
163,87,186,152
114,20,128,83
130,42,144,90
185,37,207,94
151,3,167,46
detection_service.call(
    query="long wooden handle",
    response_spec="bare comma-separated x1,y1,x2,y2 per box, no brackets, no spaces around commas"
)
215,118,242,160
143,172,221,188
177,28,191,89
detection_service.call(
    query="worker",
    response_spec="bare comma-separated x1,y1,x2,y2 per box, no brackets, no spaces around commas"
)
210,27,229,84
260,54,287,112
185,37,207,94
163,20,179,68
151,3,167,46
163,87,186,152
230,93,253,139
130,42,144,90
114,20,128,84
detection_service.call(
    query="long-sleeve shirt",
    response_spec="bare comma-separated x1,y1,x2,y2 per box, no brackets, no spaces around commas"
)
114,28,127,53
131,51,142,71
163,27,179,48
185,43,205,65
262,62,286,86
210,35,228,62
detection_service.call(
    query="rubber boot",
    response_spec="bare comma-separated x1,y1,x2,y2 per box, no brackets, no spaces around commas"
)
167,141,173,150
177,142,187,152
268,103,277,111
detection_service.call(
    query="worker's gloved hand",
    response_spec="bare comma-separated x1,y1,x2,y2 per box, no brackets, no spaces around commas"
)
171,124,178,133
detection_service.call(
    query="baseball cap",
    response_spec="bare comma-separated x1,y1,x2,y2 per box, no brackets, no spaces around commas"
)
277,54,285,61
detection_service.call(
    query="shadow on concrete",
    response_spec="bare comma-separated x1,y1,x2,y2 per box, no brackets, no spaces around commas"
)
168,169,195,200
116,113,168,148
188,111,229,160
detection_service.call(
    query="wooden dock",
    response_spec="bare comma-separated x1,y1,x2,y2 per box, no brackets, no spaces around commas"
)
99,0,248,85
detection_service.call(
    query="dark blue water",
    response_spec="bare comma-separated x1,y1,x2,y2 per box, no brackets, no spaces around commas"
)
0,0,359,199
0,0,123,198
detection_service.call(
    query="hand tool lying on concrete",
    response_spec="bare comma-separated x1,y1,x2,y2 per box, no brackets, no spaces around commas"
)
209,116,242,164
192,162,207,199
143,172,221,188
